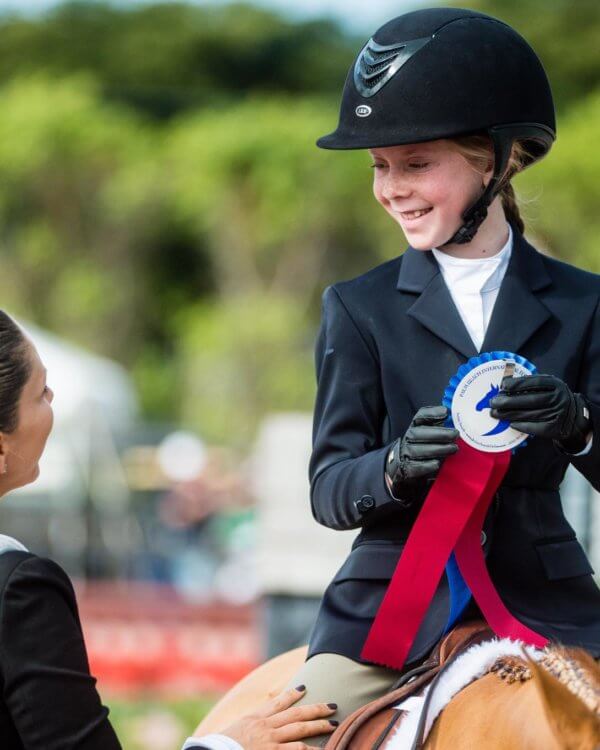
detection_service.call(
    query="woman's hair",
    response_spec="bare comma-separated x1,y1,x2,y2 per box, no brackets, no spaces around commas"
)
0,311,31,433
451,134,530,234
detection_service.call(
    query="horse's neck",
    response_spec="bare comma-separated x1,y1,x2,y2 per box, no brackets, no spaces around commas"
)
425,672,561,750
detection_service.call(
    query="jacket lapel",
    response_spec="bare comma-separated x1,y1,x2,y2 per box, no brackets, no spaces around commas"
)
397,245,478,359
396,229,554,359
480,231,553,353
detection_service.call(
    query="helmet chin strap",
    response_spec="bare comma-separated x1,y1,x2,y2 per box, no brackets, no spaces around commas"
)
440,130,513,247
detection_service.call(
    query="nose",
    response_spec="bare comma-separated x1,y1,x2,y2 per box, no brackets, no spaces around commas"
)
47,387,55,404
380,169,412,202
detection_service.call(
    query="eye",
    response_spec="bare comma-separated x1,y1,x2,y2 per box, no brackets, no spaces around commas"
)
370,163,386,170
408,161,430,170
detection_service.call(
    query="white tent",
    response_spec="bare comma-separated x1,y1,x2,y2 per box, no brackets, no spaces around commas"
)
7,320,138,502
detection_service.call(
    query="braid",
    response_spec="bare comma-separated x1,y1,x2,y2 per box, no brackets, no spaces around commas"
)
499,182,525,234
452,134,531,236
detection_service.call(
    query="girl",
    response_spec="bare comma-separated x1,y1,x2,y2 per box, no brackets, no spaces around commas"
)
0,310,337,749
285,7,600,746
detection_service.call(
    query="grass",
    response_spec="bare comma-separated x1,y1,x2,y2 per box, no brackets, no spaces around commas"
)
106,694,220,750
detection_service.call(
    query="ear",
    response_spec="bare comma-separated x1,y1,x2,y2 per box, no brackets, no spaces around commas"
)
528,656,600,750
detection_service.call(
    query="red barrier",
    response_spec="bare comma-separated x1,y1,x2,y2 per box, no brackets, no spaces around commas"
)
75,582,260,696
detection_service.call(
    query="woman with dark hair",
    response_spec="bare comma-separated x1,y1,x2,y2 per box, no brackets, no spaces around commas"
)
0,310,337,749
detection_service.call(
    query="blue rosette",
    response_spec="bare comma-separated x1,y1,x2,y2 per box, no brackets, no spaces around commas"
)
442,350,537,454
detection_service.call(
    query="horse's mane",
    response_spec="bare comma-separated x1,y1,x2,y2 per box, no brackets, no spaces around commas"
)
539,646,600,715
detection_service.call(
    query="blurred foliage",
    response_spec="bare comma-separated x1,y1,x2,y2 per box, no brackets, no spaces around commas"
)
0,1,598,444
516,89,600,272
108,693,214,749
0,1,357,119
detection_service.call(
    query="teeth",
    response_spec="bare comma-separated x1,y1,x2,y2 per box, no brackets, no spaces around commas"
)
403,208,431,219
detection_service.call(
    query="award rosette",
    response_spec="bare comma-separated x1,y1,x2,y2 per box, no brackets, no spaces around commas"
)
442,351,536,453
361,352,548,671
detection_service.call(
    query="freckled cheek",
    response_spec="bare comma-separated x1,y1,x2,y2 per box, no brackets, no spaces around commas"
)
372,178,387,207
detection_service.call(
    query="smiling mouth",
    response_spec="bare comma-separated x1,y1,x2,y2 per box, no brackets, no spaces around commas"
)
400,207,433,220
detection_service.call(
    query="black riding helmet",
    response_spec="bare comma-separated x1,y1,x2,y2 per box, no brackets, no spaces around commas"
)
317,7,556,245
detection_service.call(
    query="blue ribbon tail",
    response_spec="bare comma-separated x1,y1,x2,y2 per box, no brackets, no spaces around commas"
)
444,552,472,633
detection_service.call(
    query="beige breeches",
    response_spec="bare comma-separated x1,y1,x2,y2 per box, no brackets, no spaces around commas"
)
284,652,402,747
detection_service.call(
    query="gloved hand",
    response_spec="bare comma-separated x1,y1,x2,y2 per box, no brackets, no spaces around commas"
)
385,405,459,505
489,374,592,454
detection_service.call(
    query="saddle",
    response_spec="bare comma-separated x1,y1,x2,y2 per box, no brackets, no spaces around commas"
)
325,619,494,750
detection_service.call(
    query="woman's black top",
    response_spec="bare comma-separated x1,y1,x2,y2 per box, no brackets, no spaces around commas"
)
0,550,122,749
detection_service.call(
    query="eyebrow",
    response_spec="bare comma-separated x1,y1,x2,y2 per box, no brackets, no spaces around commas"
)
369,149,435,159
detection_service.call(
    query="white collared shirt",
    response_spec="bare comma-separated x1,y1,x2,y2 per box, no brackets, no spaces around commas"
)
431,223,513,352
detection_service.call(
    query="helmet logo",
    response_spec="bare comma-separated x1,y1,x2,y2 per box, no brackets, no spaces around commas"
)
355,105,372,118
354,35,432,98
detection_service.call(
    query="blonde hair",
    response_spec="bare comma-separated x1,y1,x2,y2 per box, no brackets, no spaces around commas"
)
450,134,530,234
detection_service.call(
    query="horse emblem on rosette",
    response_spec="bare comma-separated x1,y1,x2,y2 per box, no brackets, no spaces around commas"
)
477,383,511,436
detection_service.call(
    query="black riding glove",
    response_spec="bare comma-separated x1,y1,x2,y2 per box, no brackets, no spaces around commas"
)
489,374,592,454
385,405,459,506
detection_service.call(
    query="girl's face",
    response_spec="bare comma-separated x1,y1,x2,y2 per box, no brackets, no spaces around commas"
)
0,340,54,495
369,139,492,250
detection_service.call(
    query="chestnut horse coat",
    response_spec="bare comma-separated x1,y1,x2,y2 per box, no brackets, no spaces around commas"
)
307,225,600,666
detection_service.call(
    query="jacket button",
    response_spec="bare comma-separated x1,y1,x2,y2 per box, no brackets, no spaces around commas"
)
355,494,375,514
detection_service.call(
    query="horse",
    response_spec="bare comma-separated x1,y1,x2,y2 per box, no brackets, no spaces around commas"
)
194,639,600,749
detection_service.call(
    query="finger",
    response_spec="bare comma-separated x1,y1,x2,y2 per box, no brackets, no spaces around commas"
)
413,406,449,426
490,405,557,423
507,422,545,435
407,459,442,479
405,444,459,462
406,426,459,443
499,375,556,393
270,702,337,729
273,718,338,741
254,687,307,718
490,393,556,412
280,743,313,750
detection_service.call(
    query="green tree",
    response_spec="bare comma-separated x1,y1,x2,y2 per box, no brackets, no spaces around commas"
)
0,2,356,119
516,89,600,272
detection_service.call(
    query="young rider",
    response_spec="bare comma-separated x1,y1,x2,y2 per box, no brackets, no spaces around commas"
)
285,7,600,745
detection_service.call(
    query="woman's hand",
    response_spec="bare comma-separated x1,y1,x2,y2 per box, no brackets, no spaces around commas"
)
385,405,459,505
489,374,592,453
194,686,338,750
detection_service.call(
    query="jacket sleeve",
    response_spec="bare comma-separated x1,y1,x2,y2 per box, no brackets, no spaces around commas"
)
570,295,600,491
308,285,399,530
0,555,122,750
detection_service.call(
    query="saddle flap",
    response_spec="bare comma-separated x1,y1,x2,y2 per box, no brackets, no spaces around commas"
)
325,620,493,750
437,619,494,663
325,668,439,750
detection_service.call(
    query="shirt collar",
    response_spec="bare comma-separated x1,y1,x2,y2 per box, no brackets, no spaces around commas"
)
431,224,513,293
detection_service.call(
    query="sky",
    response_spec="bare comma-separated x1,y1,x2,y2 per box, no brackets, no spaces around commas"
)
0,0,427,33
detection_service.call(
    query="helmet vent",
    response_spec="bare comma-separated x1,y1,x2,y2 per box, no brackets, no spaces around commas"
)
354,36,432,98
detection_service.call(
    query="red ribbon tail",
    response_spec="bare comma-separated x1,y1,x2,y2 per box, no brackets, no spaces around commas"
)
360,440,498,670
454,451,549,649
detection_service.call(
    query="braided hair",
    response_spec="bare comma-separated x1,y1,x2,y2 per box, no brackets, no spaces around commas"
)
452,134,528,234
